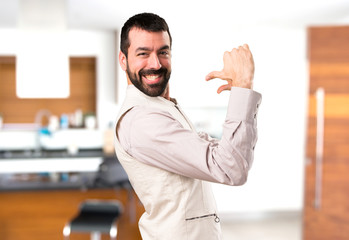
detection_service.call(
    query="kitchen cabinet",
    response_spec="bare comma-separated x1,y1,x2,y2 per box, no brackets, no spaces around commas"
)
0,188,143,240
0,151,143,240
304,26,349,240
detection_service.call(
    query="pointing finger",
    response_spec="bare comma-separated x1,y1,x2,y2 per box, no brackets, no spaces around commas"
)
206,71,224,81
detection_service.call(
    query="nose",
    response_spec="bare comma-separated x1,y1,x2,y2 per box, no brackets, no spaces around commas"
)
147,53,162,69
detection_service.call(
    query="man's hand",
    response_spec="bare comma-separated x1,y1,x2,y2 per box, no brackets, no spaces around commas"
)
205,44,254,93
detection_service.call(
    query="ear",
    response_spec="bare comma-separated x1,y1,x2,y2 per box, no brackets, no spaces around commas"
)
119,51,127,71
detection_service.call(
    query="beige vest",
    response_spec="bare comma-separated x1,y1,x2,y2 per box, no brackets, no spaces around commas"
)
114,86,222,240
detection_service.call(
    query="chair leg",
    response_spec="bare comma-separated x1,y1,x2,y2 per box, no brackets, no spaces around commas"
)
110,225,118,240
91,232,101,240
63,224,71,240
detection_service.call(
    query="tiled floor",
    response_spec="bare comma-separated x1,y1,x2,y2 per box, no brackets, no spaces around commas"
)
220,212,302,240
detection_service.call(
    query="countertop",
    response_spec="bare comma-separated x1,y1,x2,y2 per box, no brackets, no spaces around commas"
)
0,149,105,174
0,149,130,192
0,148,104,159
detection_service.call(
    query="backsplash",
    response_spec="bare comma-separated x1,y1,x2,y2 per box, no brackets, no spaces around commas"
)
0,57,96,125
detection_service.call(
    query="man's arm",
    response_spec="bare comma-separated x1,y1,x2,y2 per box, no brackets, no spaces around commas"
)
117,44,261,185
117,88,261,186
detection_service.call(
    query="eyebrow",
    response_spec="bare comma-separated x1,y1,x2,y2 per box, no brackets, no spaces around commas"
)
135,45,170,52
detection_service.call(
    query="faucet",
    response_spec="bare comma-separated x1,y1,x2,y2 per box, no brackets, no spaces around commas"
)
34,109,51,156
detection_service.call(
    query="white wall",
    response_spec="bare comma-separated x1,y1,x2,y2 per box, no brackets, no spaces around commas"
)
205,26,308,213
66,30,117,129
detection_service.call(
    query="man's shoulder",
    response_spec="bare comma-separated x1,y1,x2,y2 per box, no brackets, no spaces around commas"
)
121,105,175,126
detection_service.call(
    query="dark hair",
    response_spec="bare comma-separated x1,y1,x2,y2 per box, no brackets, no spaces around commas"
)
120,12,172,57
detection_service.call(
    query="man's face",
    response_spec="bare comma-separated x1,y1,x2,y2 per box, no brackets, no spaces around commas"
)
123,28,172,97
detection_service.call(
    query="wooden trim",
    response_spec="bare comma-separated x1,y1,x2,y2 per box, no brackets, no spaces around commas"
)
0,56,15,64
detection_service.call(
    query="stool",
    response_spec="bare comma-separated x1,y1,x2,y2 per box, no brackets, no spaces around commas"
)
63,200,123,240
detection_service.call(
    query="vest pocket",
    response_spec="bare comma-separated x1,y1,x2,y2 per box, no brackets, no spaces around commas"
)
185,213,220,223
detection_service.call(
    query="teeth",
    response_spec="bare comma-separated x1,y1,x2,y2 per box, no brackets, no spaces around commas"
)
145,75,159,80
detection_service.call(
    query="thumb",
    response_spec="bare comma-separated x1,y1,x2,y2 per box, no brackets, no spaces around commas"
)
206,70,224,81
217,84,231,94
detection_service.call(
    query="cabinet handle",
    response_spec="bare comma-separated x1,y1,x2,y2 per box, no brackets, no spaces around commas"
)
314,88,325,210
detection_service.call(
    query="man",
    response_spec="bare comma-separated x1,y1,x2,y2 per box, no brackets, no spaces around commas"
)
114,12,261,240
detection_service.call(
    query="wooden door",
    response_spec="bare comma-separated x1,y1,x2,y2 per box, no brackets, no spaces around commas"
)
304,26,349,239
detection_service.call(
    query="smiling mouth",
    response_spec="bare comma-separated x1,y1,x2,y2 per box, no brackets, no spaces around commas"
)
143,74,162,85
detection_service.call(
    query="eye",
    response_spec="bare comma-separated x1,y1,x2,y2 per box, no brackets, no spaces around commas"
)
159,51,170,56
137,52,148,57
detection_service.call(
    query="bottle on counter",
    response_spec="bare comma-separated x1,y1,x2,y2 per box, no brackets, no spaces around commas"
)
60,114,69,129
48,115,59,132
74,109,83,128
84,112,96,129
103,122,115,155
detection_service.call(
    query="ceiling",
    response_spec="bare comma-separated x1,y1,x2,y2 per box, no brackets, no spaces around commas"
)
1,0,349,31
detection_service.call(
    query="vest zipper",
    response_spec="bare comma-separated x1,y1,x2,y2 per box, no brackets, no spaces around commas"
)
185,213,220,223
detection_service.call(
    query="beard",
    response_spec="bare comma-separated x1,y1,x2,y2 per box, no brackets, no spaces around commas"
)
126,64,171,97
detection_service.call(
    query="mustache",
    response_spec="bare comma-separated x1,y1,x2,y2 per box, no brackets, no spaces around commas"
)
139,68,167,76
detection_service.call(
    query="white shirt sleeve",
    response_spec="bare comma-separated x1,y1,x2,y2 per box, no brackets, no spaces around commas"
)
117,87,262,186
